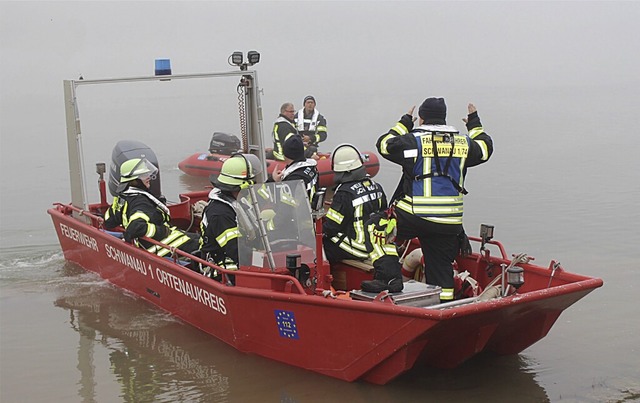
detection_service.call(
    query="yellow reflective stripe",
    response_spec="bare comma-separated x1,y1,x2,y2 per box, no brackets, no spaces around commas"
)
440,288,454,301
353,205,365,244
475,138,489,161
369,243,399,262
216,227,240,248
468,126,483,139
393,122,409,135
330,235,368,252
129,211,149,221
149,231,192,257
369,244,385,261
378,133,395,155
129,211,150,222
410,195,463,203
334,240,369,259
395,200,463,225
220,258,238,271
326,208,344,224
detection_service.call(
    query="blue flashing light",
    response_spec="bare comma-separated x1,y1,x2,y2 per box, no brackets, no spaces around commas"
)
155,59,172,76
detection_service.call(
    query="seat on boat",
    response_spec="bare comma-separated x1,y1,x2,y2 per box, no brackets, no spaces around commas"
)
340,259,374,272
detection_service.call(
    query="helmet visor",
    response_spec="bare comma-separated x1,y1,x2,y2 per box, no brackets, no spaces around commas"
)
131,158,158,181
242,154,264,184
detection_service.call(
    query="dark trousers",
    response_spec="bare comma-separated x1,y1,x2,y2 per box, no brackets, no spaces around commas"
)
395,209,459,291
322,237,361,264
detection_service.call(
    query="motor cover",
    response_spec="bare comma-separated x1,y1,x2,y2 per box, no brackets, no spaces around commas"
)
209,132,241,155
108,140,161,197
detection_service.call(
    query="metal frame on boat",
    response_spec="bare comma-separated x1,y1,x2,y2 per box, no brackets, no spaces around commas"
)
50,61,603,384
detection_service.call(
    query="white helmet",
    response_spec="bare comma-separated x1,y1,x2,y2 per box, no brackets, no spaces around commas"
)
331,144,363,173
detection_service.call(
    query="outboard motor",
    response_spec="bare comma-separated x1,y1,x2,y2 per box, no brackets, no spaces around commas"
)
209,132,241,155
108,140,162,198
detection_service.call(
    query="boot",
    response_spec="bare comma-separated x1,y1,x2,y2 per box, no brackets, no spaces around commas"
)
361,277,403,293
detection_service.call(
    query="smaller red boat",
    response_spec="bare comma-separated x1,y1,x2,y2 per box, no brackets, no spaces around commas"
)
178,133,380,187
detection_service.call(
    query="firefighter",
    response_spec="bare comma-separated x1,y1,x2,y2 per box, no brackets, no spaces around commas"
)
199,154,262,283
377,98,493,302
295,95,327,157
104,158,199,258
271,134,319,201
271,102,298,161
322,144,387,264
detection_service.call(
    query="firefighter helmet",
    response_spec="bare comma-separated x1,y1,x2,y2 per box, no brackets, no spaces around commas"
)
331,144,364,173
119,158,158,183
211,153,262,191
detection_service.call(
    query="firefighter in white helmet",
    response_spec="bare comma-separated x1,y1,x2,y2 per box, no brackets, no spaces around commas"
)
323,144,403,293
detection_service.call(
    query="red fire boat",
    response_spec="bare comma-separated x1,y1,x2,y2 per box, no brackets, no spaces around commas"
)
49,63,603,384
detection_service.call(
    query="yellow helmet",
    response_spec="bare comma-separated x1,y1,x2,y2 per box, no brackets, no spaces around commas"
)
211,153,263,191
331,144,363,173
120,158,158,183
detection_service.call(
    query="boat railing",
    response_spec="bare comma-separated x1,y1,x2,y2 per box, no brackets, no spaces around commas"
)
467,235,508,260
54,202,105,227
54,201,308,295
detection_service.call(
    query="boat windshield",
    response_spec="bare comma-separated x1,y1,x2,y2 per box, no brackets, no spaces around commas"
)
236,180,316,269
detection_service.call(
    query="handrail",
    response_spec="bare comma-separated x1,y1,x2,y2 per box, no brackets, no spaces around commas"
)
53,202,307,295
54,202,105,226
141,237,307,296
467,235,508,259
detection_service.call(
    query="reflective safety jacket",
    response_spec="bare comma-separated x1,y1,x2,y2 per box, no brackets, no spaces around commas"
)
199,188,241,271
377,112,493,229
272,115,298,161
295,109,327,145
323,178,387,260
280,158,319,200
104,187,193,256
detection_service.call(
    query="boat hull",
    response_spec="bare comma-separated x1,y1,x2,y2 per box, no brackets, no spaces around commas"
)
49,206,602,384
178,151,381,187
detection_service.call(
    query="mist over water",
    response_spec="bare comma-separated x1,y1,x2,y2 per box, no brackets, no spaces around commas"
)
2,2,639,402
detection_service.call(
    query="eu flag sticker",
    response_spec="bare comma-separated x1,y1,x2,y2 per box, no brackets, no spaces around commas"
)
275,310,299,339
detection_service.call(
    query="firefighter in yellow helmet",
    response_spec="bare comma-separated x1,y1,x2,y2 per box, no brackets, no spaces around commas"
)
199,154,262,283
104,158,199,258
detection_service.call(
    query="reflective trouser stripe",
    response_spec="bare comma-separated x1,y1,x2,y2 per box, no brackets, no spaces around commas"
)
440,288,454,301
331,235,368,259
369,243,398,263
148,230,192,257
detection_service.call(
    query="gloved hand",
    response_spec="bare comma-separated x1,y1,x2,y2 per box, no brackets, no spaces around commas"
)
123,232,135,244
367,212,397,246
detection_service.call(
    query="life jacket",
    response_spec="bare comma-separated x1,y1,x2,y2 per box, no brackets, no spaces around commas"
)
396,124,471,225
295,109,320,133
